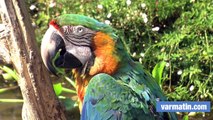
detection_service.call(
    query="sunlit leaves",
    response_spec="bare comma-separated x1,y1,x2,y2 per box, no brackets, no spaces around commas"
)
0,66,19,81
53,83,63,96
152,61,166,88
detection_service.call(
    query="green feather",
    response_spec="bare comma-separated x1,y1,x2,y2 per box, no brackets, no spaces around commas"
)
82,73,157,120
56,14,115,35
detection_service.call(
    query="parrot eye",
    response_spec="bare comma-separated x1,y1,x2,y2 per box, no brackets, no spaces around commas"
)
77,27,83,33
76,26,84,33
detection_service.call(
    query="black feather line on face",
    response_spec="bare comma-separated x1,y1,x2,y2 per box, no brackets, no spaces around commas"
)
64,35,92,47
62,25,96,47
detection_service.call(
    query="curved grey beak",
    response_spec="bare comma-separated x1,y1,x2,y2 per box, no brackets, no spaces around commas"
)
41,27,65,75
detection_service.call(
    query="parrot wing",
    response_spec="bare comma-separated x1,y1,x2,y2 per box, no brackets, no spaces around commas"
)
81,73,166,120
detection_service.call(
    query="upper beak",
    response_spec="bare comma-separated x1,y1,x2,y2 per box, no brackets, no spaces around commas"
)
40,26,64,75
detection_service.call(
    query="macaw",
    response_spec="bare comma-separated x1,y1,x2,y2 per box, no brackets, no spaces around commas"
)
41,14,178,120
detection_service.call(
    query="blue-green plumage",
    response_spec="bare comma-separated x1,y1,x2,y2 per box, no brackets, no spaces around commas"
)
82,73,158,120
82,60,178,120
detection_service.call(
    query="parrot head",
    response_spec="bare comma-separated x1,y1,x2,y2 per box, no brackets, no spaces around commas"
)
41,14,128,77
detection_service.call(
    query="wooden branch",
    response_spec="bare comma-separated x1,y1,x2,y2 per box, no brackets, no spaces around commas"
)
0,0,67,120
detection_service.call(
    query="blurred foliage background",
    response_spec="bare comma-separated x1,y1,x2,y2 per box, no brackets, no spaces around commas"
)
0,0,213,119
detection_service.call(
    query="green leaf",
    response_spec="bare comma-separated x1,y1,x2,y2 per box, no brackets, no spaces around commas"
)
52,51,65,75
183,115,188,120
62,87,76,94
65,76,76,89
0,66,19,81
152,61,166,87
0,99,23,103
2,73,14,80
0,86,18,94
53,83,63,96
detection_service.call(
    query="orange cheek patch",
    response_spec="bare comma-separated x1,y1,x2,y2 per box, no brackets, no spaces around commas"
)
89,32,119,75
89,58,103,75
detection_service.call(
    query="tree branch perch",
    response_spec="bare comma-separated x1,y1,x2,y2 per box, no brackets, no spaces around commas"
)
0,0,66,119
